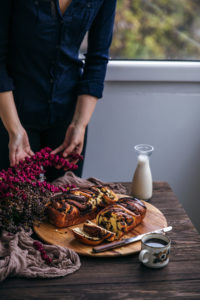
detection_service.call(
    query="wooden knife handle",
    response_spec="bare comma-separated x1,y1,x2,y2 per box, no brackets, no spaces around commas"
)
92,239,126,253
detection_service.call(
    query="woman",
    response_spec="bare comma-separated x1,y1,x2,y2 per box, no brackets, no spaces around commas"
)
0,0,117,181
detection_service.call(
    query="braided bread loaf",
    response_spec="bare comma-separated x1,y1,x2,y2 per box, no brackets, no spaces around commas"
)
71,197,146,245
47,186,119,228
96,198,146,239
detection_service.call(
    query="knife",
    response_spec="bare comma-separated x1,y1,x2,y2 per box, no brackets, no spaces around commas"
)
92,226,172,253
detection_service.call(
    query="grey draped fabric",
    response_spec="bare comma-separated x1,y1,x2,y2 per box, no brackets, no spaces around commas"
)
52,171,127,195
0,229,81,282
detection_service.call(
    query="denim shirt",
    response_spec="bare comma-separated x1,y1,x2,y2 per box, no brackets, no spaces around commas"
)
0,0,116,128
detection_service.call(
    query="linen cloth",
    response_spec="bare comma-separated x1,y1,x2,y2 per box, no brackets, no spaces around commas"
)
0,229,81,282
52,171,127,195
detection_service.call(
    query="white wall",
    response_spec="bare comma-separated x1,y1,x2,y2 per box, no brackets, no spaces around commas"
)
82,64,200,233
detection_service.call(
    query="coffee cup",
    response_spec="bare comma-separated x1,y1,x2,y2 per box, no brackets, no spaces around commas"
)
139,233,171,268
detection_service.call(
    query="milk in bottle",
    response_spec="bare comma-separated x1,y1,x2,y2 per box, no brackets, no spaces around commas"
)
131,144,154,200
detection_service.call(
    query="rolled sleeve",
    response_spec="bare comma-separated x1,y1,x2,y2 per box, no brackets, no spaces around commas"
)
0,0,14,92
76,0,117,99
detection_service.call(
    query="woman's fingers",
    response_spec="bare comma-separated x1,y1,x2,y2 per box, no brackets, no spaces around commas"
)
62,142,77,158
63,144,82,169
51,144,72,168
9,148,16,167
75,143,83,155
8,127,34,167
51,144,66,168
15,148,20,166
28,149,34,156
15,151,28,165
51,123,85,170
51,144,65,155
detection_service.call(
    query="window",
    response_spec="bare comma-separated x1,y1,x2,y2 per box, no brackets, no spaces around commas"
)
111,0,200,60
80,0,200,60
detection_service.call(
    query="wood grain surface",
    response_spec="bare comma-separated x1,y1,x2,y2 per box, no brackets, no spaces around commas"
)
1,182,200,300
33,199,167,257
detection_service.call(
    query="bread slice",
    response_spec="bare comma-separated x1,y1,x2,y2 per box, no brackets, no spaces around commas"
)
96,204,145,239
72,220,116,245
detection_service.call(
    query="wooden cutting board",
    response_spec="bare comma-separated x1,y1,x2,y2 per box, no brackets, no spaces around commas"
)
33,198,167,257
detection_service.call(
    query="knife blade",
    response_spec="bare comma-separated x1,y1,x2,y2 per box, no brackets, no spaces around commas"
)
92,226,172,253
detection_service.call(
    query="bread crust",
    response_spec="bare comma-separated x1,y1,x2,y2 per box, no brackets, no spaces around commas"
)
47,206,98,228
83,220,116,242
117,197,146,225
47,187,119,228
96,203,146,239
72,228,104,246
47,188,146,232
72,220,116,245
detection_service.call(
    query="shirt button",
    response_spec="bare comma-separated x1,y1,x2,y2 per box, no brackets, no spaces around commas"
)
56,45,61,49
34,1,39,5
87,2,91,8
48,99,53,104
50,78,54,84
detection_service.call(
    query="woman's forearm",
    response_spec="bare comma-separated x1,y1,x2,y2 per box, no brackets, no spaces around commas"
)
0,91,23,136
0,91,33,166
50,94,98,158
71,94,98,128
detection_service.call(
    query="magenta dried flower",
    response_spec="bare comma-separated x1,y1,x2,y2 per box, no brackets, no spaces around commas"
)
33,241,52,264
33,241,42,250
45,257,52,264
0,147,82,233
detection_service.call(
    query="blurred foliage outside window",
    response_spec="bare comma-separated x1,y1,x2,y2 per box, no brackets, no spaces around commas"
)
80,0,200,60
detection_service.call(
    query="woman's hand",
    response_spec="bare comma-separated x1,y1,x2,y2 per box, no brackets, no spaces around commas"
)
51,123,86,164
0,91,34,167
8,127,34,167
51,94,97,166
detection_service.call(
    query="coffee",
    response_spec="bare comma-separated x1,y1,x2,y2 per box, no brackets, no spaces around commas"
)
145,238,168,248
139,233,171,268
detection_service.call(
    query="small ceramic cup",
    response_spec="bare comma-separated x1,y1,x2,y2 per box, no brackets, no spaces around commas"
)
139,233,171,268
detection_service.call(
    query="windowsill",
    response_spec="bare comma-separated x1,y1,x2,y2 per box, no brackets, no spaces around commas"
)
105,60,200,82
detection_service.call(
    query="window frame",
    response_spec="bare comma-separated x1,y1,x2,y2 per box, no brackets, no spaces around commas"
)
105,60,200,82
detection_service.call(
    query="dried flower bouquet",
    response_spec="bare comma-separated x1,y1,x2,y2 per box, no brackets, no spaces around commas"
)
0,147,83,233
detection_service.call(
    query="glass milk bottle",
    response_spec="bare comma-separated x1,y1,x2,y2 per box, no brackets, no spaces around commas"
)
131,144,154,200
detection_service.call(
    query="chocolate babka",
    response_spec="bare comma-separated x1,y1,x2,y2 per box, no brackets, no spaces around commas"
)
47,186,119,228
96,199,146,239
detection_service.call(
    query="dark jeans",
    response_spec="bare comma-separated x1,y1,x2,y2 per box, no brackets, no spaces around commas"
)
0,121,87,182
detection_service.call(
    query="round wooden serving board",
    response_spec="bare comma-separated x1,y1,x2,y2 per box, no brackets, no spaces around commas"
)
34,197,167,257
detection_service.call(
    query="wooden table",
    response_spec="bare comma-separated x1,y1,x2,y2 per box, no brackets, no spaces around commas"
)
1,182,200,299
